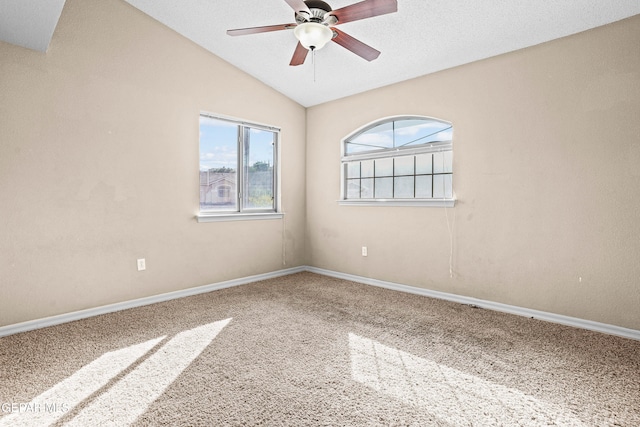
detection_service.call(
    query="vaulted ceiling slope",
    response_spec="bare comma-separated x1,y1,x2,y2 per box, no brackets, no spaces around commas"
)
0,0,66,52
1,1,638,107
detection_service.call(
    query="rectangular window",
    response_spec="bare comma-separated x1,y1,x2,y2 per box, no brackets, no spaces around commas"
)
199,114,279,220
343,153,453,200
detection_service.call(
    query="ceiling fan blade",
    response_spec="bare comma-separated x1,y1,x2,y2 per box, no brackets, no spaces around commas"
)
284,0,311,14
289,42,309,66
331,28,380,61
227,23,297,36
329,0,397,24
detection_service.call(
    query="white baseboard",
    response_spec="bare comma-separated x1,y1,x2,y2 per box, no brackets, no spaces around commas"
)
0,266,306,338
306,266,640,341
2,265,638,341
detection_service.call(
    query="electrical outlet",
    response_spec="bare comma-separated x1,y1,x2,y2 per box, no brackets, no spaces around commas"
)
362,246,368,257
137,258,146,271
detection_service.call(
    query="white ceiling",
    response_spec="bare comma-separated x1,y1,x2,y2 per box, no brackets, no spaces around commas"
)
0,0,66,52
1,1,638,107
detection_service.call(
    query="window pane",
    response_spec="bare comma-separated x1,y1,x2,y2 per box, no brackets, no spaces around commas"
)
361,178,374,198
433,151,453,174
361,160,374,178
415,153,432,175
394,176,414,198
375,158,393,177
375,177,393,198
433,174,453,198
243,127,275,210
346,179,361,199
346,121,394,152
415,175,433,198
345,141,379,155
346,162,360,178
394,156,414,176
394,119,452,147
199,116,238,212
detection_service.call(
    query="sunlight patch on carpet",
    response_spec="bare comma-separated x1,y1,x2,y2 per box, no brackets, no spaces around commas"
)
65,318,231,426
348,333,586,427
0,336,165,427
0,319,231,427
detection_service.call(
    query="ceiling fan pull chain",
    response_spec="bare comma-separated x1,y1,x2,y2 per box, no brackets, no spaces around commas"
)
312,48,316,82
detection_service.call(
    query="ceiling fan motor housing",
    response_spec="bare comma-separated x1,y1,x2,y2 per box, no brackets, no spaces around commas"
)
295,0,336,24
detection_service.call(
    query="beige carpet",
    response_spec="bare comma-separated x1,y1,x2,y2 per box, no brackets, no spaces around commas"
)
0,272,638,426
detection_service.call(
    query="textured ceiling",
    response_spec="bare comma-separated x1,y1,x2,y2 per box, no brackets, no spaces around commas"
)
122,0,640,107
1,1,638,107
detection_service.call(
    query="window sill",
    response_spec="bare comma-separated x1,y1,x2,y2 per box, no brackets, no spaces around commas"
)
196,212,283,223
338,199,456,207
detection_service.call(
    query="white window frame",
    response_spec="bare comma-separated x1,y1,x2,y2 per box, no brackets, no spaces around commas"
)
197,112,283,223
339,115,455,207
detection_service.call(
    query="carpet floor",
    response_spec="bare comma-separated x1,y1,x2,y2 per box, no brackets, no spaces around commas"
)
0,272,638,426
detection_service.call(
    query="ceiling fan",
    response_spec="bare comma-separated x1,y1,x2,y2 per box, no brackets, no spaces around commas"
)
227,0,398,66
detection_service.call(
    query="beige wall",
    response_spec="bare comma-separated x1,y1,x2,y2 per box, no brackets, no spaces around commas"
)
306,15,640,330
0,0,307,326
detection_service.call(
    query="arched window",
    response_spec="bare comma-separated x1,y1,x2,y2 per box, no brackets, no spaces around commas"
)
340,116,454,206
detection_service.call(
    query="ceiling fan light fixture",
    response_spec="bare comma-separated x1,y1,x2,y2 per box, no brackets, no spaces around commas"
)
294,22,333,50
